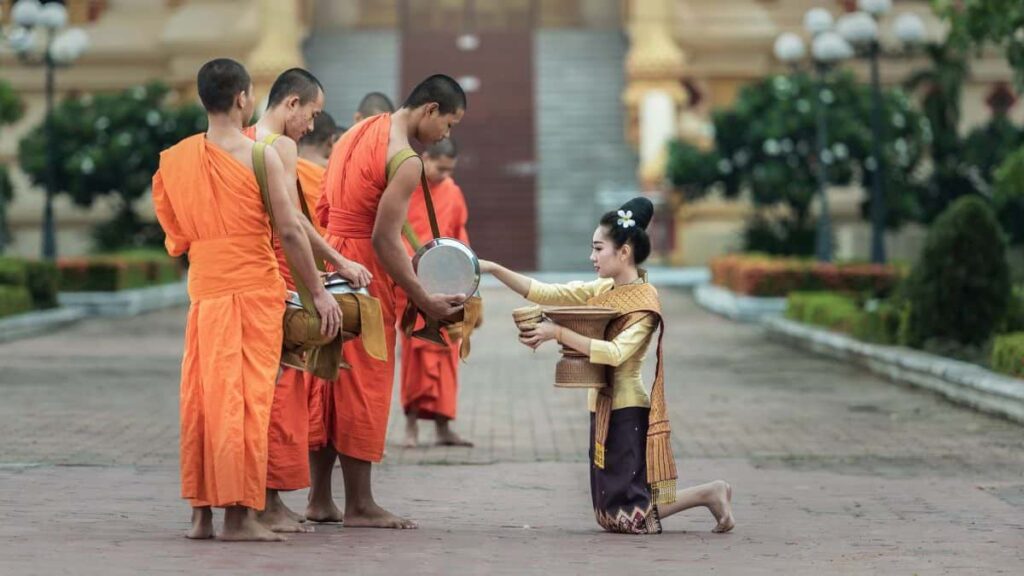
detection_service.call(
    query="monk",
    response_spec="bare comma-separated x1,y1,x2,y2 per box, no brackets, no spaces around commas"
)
397,138,474,448
152,58,341,542
306,75,467,528
297,112,340,465
353,91,394,124
241,68,372,534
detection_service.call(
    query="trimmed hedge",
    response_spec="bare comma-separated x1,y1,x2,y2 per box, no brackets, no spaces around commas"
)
903,196,1010,348
992,333,1024,378
0,285,33,319
0,257,59,313
786,292,904,345
711,254,901,298
57,253,182,292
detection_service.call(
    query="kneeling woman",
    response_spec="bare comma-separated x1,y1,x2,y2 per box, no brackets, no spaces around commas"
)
480,198,734,535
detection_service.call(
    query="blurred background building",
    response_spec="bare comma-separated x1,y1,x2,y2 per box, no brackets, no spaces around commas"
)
1,0,1020,269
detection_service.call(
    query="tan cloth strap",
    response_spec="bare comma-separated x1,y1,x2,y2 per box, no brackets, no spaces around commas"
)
586,283,677,505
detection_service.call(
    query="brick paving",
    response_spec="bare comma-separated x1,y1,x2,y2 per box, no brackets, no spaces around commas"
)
0,286,1021,574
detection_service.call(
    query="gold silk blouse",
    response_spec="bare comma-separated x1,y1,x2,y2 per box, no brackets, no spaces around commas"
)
526,278,657,411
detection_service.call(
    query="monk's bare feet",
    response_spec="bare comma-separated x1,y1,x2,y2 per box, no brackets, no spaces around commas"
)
435,418,473,447
435,430,474,447
220,507,286,542
403,415,419,448
305,498,344,524
285,505,306,524
345,502,417,529
258,493,312,533
186,507,214,540
709,481,735,534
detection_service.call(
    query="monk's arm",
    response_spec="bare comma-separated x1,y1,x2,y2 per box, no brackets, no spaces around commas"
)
151,170,189,257
373,159,430,305
275,139,371,286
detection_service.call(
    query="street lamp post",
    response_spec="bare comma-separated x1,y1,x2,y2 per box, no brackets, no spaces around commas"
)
775,9,853,262
2,0,89,261
837,1,926,264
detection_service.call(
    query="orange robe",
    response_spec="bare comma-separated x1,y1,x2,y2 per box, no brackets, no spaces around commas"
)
152,134,285,510
396,177,470,421
241,126,323,490
313,114,397,462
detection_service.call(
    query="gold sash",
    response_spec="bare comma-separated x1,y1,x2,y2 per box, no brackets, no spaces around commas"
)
586,282,677,506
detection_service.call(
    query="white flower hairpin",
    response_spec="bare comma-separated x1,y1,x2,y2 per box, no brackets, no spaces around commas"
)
617,209,636,229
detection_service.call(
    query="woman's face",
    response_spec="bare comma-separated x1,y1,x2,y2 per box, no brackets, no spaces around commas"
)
590,226,631,278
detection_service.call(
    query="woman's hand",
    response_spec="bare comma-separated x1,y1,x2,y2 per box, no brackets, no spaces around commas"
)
479,259,498,274
520,319,559,349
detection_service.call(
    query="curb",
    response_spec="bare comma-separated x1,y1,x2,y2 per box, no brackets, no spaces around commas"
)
694,284,787,322
0,307,89,343
57,280,189,318
763,316,1024,425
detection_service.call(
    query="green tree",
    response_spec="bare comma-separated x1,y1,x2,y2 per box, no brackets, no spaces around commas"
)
937,0,1024,91
17,82,206,251
0,79,26,254
904,41,981,223
671,71,930,255
994,145,1024,244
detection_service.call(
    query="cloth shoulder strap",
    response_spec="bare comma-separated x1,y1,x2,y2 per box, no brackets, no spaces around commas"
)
387,147,440,240
252,140,316,314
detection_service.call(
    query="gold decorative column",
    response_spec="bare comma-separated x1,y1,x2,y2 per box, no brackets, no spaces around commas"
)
622,0,687,189
245,0,307,105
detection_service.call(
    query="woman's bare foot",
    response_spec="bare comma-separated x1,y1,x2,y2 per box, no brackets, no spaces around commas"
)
305,498,344,524
186,507,214,540
219,507,287,542
345,502,418,529
258,492,312,533
709,481,735,533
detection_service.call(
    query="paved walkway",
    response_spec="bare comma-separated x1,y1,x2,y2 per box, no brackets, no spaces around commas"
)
0,287,1021,574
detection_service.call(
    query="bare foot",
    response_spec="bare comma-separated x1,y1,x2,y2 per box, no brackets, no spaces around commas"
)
285,505,306,524
258,501,312,534
305,498,344,524
709,481,735,534
345,502,418,529
436,430,474,447
186,507,213,540
220,508,287,542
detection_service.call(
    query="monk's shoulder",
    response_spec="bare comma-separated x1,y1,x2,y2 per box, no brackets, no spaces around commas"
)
270,136,298,165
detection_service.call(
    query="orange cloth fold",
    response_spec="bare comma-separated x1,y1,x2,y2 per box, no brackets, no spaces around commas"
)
152,134,285,510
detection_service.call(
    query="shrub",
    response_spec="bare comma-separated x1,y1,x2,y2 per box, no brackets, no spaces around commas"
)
0,257,27,287
903,196,1010,348
57,253,181,292
1000,285,1024,334
23,260,59,310
712,254,902,298
0,285,32,318
992,333,1024,378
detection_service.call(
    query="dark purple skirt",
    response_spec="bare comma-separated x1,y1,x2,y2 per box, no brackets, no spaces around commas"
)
589,406,662,534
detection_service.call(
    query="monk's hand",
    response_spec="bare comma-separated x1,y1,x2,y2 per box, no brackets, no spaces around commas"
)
313,289,342,338
521,319,558,348
420,293,465,321
333,258,373,289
